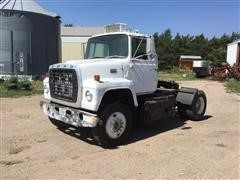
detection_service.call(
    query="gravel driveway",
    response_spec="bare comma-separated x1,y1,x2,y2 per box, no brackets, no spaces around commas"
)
0,80,239,179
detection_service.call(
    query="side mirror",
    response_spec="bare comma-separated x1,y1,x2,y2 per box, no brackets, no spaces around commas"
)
147,38,155,53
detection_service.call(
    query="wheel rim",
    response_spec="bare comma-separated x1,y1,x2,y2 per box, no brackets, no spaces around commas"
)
195,97,205,115
105,112,127,139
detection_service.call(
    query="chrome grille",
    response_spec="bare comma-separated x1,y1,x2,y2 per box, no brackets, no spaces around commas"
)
49,69,78,102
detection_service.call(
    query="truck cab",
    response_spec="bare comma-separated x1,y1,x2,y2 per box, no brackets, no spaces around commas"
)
40,24,207,147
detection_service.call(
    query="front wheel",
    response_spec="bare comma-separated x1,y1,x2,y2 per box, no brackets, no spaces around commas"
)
177,90,207,120
91,102,133,148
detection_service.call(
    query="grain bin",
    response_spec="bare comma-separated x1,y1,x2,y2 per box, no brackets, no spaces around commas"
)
0,0,60,78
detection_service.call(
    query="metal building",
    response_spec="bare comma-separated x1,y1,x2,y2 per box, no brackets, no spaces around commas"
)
226,39,240,66
0,0,60,78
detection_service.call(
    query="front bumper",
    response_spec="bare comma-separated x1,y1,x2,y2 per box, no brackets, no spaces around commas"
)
40,101,99,127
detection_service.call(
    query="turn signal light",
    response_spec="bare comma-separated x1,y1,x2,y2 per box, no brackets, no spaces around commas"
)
94,75,100,82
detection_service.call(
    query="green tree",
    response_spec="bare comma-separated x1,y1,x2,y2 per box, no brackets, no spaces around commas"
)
231,32,240,41
155,29,175,69
64,23,74,27
153,29,239,69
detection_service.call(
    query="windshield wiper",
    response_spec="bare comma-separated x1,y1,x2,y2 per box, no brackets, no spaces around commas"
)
105,55,126,59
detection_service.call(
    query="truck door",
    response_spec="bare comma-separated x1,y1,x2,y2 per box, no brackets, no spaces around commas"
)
130,37,158,94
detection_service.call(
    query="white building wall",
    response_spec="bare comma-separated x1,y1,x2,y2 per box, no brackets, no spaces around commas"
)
226,42,239,66
61,36,90,62
61,36,90,43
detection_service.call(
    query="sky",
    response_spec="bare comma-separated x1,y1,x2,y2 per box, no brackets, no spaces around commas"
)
38,0,239,38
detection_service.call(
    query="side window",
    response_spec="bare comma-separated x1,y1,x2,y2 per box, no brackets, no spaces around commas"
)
132,38,147,60
88,43,95,58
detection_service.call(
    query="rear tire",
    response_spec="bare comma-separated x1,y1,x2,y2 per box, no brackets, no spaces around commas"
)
177,90,207,120
91,102,133,148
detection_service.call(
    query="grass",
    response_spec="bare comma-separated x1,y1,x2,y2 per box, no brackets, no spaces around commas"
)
225,80,240,94
158,67,200,81
0,80,43,98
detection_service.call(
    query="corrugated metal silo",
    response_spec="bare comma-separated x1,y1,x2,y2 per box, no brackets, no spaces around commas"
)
0,0,60,78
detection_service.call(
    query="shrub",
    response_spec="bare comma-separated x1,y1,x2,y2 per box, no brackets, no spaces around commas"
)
4,76,32,90
8,76,18,84
0,76,43,97
18,80,32,90
4,76,19,90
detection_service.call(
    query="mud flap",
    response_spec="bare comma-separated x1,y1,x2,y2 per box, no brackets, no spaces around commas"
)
176,87,198,106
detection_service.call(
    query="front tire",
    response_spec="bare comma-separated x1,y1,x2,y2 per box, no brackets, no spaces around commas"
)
91,102,133,148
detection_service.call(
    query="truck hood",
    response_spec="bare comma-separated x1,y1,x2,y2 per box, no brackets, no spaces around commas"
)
66,58,123,67
64,58,128,82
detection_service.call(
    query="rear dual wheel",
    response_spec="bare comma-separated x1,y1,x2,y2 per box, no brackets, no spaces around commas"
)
178,90,207,120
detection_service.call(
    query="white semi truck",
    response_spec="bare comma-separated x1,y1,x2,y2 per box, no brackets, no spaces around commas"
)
40,24,207,147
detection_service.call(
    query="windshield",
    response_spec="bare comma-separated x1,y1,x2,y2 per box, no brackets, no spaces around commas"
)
85,34,128,59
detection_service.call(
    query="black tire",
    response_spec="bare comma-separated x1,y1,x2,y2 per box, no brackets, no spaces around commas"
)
49,117,69,128
177,90,207,120
91,102,133,148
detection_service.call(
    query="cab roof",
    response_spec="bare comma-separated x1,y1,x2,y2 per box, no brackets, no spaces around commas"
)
91,31,149,38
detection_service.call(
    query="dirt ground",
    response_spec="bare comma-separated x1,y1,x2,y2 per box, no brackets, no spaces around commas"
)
0,80,239,179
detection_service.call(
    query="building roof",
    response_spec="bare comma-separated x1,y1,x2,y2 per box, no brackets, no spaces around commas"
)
180,55,202,60
61,27,105,37
228,39,240,46
0,0,58,17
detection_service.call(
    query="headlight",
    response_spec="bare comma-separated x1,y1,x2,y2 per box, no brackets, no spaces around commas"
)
85,90,93,102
